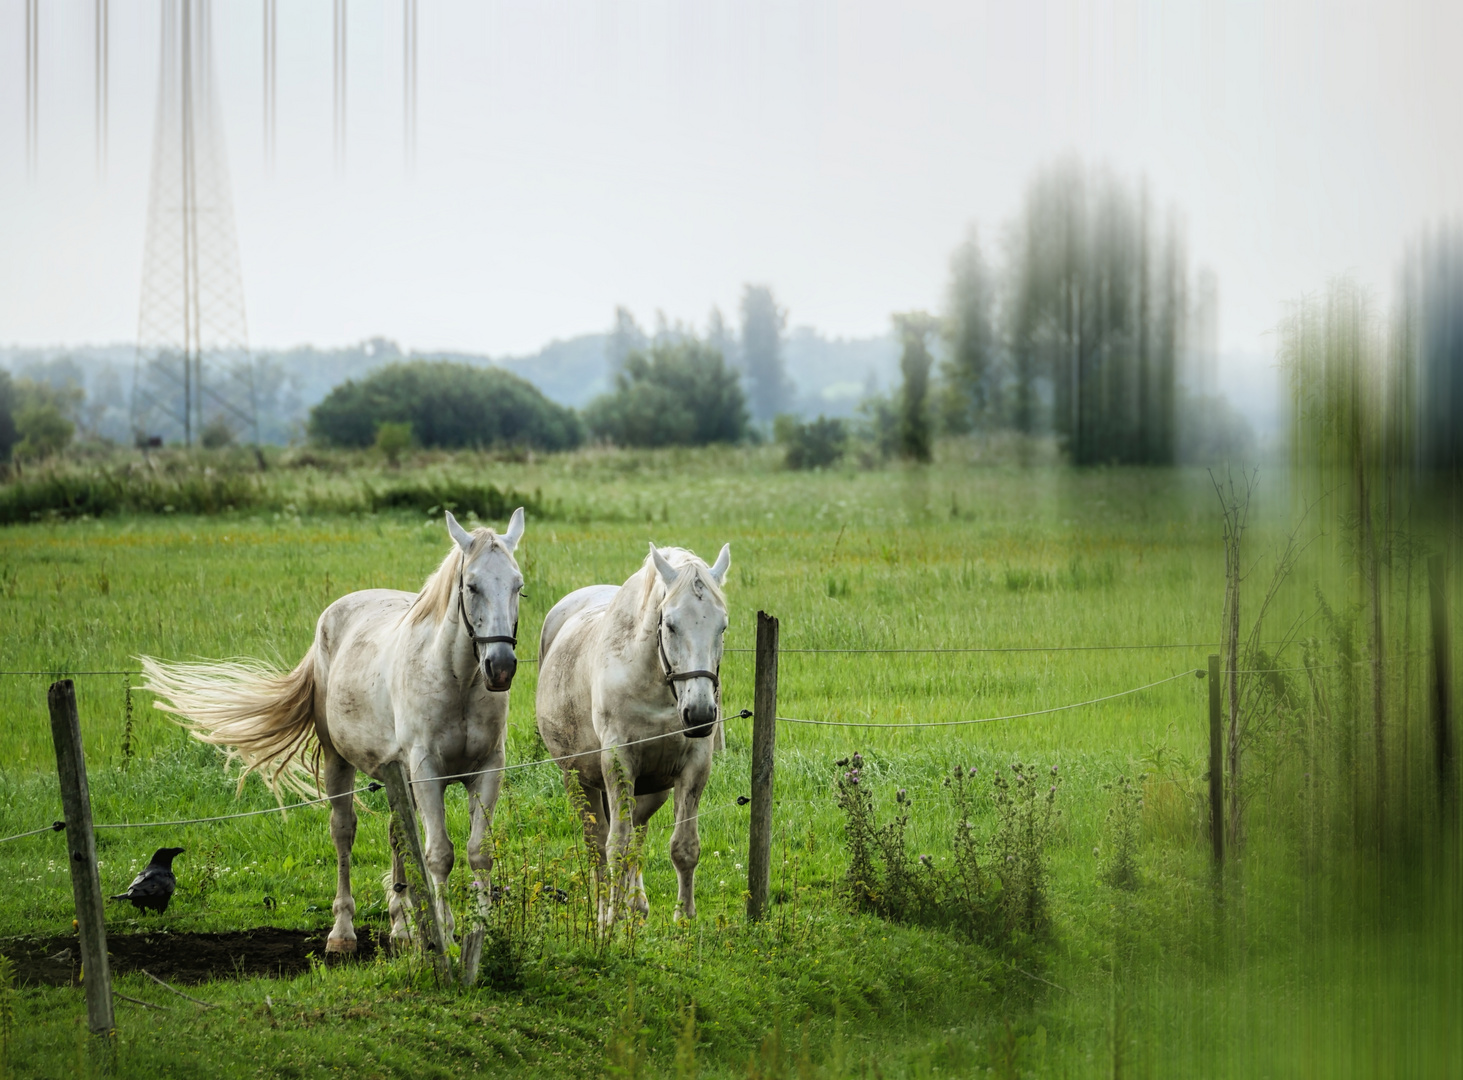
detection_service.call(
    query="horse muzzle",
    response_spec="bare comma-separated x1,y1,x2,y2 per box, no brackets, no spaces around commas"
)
680,701,718,739
482,644,517,692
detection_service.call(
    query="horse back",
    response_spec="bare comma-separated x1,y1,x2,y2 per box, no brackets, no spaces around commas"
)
539,584,620,662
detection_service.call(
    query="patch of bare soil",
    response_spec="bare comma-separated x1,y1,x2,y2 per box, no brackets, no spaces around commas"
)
2,927,383,987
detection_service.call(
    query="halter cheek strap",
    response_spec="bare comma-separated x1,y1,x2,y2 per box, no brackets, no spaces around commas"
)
458,565,517,661
656,613,720,690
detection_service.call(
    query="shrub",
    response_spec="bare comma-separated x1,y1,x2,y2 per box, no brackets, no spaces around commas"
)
775,415,847,470
308,360,583,451
14,402,74,462
199,416,236,449
585,340,747,447
374,420,412,466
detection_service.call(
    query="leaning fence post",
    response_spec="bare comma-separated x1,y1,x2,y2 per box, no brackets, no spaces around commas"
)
48,679,116,1038
1429,556,1455,817
1208,654,1224,868
747,610,779,922
379,760,453,982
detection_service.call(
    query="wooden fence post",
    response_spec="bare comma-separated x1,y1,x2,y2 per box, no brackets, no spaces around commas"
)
379,760,453,982
747,611,779,922
48,679,115,1038
1208,654,1224,868
1430,556,1455,816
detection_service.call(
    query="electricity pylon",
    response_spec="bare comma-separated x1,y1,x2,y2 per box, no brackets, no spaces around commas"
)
133,0,257,446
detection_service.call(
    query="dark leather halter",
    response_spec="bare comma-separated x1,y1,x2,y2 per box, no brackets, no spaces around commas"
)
656,613,720,691
457,562,517,662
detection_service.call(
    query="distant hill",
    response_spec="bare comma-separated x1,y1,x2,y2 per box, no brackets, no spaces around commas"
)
0,328,900,445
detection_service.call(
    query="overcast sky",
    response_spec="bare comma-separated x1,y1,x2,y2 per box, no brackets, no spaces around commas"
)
2,0,1460,366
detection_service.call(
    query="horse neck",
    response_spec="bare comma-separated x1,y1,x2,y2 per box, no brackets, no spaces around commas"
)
425,575,476,678
610,570,667,676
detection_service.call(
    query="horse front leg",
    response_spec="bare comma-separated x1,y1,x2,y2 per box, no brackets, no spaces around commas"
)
670,769,708,921
600,749,640,927
629,790,671,917
323,750,359,953
412,773,457,941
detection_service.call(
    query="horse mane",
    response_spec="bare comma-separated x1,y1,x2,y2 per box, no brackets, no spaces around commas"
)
406,528,507,626
636,547,726,618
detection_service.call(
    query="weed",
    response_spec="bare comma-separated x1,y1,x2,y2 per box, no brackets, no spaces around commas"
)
196,841,224,908
1099,774,1144,890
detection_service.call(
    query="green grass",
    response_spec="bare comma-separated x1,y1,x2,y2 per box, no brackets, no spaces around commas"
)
0,444,1457,1078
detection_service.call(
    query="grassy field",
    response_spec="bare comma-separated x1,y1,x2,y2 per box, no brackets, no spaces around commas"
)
0,444,1457,1077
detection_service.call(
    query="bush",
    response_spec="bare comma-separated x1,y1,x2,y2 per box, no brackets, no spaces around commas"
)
308,361,583,451
374,421,412,466
584,340,747,447
14,402,74,462
774,415,847,470
199,417,236,449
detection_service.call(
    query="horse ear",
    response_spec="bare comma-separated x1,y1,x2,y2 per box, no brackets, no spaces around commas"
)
709,543,731,586
501,507,525,552
445,511,474,553
650,544,679,588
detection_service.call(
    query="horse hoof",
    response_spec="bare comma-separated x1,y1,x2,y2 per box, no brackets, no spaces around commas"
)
325,936,356,954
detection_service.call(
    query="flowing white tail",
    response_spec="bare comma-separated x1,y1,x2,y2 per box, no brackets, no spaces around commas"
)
140,650,320,797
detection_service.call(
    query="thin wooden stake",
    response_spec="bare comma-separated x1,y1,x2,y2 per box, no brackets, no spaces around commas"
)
380,760,453,982
1208,654,1224,868
48,679,115,1038
747,610,779,922
1430,556,1455,816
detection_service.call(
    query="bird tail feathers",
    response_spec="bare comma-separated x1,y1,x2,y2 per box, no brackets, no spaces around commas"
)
141,649,321,799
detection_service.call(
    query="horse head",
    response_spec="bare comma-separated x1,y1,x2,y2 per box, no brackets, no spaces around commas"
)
446,507,526,692
650,542,731,738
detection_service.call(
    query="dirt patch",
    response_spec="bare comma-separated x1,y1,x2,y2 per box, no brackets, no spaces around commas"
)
2,927,384,987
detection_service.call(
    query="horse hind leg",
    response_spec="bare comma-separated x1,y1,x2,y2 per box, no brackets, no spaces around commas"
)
323,750,359,954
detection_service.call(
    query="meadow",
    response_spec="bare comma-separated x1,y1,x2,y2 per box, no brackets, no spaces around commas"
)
0,443,1457,1078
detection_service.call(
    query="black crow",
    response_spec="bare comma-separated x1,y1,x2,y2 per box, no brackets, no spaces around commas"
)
109,847,185,913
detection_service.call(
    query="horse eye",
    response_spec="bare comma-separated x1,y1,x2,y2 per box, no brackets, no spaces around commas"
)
466,583,477,594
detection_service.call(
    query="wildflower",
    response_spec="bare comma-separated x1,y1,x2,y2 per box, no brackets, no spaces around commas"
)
896,788,907,804
1092,847,1100,857
919,854,932,866
1006,855,1015,863
968,766,978,777
1051,765,1058,776
1049,785,1056,795
851,752,864,768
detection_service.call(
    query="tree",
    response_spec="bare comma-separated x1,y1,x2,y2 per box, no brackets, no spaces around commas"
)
1004,161,1184,465
939,227,1000,433
308,361,583,451
584,339,748,448
893,312,940,462
740,285,793,424
0,371,18,462
607,307,648,372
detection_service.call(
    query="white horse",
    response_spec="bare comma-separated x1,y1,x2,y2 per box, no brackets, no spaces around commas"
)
141,509,526,954
536,542,730,924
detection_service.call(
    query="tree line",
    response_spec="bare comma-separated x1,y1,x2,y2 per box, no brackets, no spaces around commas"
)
2,160,1262,469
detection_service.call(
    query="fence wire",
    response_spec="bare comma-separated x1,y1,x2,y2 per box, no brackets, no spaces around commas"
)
774,670,1198,728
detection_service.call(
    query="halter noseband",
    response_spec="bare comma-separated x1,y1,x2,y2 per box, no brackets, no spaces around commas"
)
656,612,720,691
458,561,517,661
